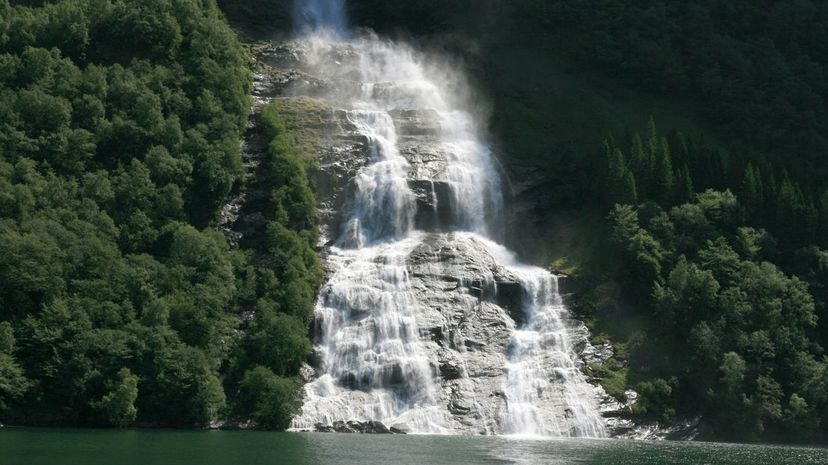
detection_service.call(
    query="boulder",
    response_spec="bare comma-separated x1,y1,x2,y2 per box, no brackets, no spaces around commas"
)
330,420,393,434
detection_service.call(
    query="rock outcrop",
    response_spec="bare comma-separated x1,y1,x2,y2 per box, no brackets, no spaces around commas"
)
244,36,609,437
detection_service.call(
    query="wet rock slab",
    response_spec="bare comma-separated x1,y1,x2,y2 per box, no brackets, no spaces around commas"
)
254,37,615,437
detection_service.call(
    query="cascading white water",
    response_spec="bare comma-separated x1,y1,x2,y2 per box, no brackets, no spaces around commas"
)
288,0,605,437
501,269,607,437
338,109,415,248
294,233,451,433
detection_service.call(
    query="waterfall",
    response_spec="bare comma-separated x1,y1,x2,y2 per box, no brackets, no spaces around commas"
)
501,270,606,437
338,109,416,248
295,234,451,433
288,0,605,437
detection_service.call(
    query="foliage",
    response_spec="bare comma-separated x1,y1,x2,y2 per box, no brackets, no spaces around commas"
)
0,322,28,410
586,121,828,442
238,366,303,430
95,368,138,427
345,1,828,189
331,0,828,443
0,0,316,430
531,1,828,188
603,191,828,442
224,102,321,428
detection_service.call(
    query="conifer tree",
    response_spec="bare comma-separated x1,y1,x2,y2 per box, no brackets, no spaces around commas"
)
647,116,659,160
776,174,817,247
645,118,659,195
666,131,689,177
656,136,674,203
709,149,727,190
630,133,646,173
741,163,764,216
819,191,828,248
764,170,779,226
776,174,797,237
622,169,638,205
606,143,637,205
630,132,650,197
675,165,694,204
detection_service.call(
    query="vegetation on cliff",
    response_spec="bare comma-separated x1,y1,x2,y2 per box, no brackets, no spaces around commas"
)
227,102,322,429
0,0,317,429
339,0,828,443
570,123,828,443
3,0,828,443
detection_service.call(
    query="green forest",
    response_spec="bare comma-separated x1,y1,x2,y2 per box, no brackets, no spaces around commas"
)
334,0,828,443
586,125,828,442
2,0,828,445
0,0,318,428
505,1,828,443
528,1,828,444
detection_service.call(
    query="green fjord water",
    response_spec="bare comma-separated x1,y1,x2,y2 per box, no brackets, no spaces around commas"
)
1,429,826,465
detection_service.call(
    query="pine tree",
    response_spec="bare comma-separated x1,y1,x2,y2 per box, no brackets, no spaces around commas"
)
666,130,690,178
646,118,659,194
762,170,778,226
819,190,828,248
741,163,764,216
604,139,622,200
647,116,659,160
656,136,674,203
630,133,646,173
709,149,727,190
606,145,637,205
622,169,638,205
630,132,650,197
685,134,704,185
675,165,694,204
776,174,816,247
776,174,796,235
804,198,819,246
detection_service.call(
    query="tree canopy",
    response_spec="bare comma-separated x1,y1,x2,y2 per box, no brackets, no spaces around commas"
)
0,0,318,429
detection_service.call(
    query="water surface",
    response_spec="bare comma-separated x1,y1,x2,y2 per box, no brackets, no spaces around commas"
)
1,429,826,465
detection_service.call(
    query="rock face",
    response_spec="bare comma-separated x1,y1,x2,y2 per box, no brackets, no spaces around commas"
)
252,34,608,437
406,233,517,433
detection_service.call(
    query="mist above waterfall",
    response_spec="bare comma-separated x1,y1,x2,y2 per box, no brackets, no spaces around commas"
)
294,0,348,37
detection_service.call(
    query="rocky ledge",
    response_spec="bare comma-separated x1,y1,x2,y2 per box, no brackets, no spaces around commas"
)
246,38,661,438
308,420,408,434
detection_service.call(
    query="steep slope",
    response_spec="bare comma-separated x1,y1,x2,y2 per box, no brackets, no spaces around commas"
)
243,25,608,435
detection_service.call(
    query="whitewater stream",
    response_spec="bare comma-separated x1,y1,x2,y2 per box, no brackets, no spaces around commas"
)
284,0,606,437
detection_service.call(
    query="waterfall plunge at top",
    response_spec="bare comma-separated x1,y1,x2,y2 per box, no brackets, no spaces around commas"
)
287,0,605,437
294,0,347,37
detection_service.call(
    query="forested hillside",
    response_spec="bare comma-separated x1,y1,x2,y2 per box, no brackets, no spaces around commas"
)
338,0,828,443
2,0,828,443
500,2,828,443
0,0,317,428
586,125,828,442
